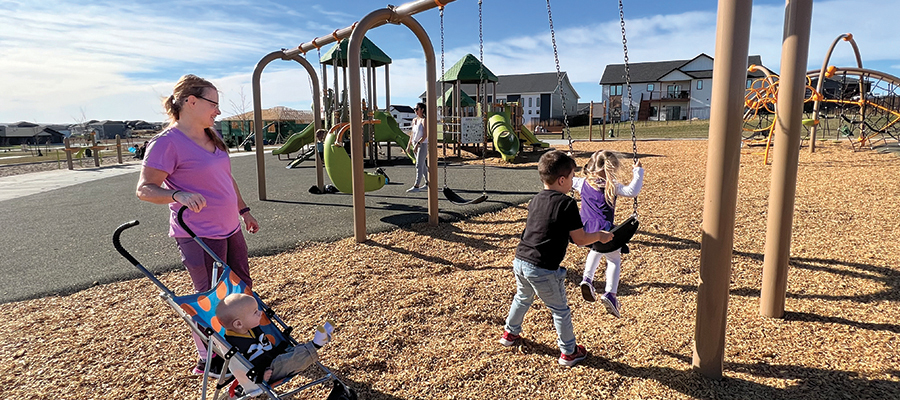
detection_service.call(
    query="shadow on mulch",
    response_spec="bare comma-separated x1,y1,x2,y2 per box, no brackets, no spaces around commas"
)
510,341,900,399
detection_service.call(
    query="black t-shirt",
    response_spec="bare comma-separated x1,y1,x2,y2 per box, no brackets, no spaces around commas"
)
515,190,584,269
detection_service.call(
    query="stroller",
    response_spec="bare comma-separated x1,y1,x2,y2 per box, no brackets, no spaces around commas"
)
113,206,356,400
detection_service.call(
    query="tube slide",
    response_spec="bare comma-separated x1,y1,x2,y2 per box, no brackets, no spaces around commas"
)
272,123,315,156
322,131,385,193
487,112,521,162
518,125,550,148
372,111,416,163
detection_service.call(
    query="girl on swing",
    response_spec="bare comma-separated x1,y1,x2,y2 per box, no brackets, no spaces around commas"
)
573,150,644,317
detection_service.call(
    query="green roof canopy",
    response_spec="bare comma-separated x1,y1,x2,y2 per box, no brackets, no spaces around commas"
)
320,37,392,67
438,87,477,107
440,54,499,83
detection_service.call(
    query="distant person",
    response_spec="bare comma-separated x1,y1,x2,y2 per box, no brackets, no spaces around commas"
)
135,74,260,375
315,128,326,163
498,150,613,367
405,102,428,193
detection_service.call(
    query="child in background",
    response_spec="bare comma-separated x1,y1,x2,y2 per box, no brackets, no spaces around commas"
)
573,150,644,318
215,293,334,383
498,150,613,367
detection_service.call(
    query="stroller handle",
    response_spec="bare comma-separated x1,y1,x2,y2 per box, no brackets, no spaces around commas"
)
113,220,175,297
177,205,197,238
113,220,141,266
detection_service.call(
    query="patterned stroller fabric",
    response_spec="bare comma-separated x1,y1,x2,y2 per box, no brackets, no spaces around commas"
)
174,266,285,347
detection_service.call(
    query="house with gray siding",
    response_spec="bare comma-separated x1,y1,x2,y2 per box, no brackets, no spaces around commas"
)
421,71,579,127
599,53,766,121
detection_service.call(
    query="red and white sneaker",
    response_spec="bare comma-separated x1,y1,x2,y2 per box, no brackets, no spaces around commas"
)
558,345,588,367
498,331,521,347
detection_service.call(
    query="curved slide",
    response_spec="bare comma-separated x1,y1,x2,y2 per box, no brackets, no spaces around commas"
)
371,111,416,163
272,123,315,156
518,125,550,148
487,112,521,162
322,130,386,194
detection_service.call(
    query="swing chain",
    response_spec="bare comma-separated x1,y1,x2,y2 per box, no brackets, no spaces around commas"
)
440,6,448,189
479,0,487,194
546,0,573,155
618,0,638,215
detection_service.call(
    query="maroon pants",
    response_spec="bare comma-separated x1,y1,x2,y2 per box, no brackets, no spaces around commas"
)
175,229,252,292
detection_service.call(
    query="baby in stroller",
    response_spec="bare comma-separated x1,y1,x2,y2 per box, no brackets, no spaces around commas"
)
216,293,335,383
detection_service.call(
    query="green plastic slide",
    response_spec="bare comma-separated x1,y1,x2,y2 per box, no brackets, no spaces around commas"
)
371,111,416,163
272,123,315,156
487,112,521,162
518,124,550,148
322,131,385,193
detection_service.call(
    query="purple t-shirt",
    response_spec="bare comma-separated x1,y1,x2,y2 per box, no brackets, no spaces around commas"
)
143,128,239,239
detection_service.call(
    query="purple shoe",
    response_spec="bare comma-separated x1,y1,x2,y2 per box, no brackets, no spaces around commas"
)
601,292,621,318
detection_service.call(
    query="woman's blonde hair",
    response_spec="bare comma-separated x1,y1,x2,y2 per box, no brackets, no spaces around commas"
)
163,74,227,152
583,150,624,207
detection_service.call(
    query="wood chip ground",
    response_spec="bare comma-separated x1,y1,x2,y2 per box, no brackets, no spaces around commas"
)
1,140,898,399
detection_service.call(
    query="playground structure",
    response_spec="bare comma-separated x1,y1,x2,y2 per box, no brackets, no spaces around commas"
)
241,0,834,382
741,33,900,163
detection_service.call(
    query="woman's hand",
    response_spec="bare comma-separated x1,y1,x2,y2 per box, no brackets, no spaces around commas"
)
174,191,207,213
242,212,260,234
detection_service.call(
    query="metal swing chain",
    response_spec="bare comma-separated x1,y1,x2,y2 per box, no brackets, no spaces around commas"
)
618,0,639,215
440,6,449,189
478,0,486,194
546,0,573,155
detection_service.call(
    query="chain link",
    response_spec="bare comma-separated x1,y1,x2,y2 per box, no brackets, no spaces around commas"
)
618,0,638,215
479,0,487,194
546,0,573,155
440,6,448,188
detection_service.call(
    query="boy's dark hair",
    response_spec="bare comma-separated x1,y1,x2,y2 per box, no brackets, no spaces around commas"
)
538,150,576,185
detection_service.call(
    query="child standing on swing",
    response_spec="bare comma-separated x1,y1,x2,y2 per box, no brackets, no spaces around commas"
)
573,150,644,317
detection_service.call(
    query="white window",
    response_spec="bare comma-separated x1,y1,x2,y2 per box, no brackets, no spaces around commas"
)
536,97,541,108
528,97,533,107
610,85,623,96
697,80,703,90
647,83,654,92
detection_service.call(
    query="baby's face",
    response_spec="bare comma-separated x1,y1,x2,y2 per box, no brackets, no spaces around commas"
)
236,300,263,330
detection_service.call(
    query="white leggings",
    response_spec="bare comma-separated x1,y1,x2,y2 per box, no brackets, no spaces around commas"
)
583,249,622,294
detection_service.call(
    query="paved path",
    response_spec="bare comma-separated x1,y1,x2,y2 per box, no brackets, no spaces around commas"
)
0,147,550,303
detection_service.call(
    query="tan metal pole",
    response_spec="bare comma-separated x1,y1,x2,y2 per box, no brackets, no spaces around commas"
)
692,0,752,380
808,33,862,152
760,0,813,318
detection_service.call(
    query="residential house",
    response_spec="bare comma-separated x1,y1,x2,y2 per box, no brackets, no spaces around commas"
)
421,71,580,127
0,122,64,145
599,53,766,121
390,105,416,131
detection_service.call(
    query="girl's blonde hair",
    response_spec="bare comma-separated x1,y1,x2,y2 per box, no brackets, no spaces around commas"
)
584,150,624,207
163,74,227,152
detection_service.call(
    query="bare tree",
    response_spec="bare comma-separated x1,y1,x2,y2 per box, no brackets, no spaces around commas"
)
228,86,250,148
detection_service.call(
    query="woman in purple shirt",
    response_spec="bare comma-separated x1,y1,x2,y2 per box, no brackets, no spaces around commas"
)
136,74,259,374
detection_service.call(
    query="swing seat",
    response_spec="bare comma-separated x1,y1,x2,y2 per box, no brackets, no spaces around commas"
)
589,214,639,253
443,186,487,205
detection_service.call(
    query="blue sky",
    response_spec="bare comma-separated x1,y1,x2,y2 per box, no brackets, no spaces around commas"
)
2,0,899,123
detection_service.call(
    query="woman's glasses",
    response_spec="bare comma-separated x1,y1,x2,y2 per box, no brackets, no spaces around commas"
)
196,94,219,107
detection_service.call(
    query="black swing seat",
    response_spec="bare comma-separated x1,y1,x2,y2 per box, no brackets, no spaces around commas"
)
590,214,639,253
443,186,488,205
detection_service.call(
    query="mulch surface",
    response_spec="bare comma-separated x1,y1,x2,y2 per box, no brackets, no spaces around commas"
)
2,140,898,399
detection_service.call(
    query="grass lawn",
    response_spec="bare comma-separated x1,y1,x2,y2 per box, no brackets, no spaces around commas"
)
537,119,712,141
